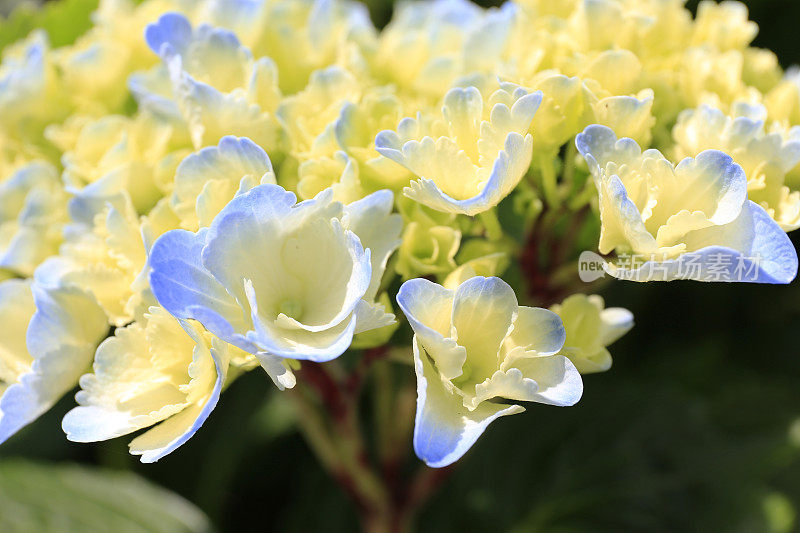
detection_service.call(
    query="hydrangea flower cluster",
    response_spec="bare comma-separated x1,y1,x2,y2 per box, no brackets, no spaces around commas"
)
0,0,797,482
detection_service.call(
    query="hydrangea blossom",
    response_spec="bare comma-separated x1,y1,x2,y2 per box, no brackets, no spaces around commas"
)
0,279,107,443
150,183,401,376
550,294,634,374
395,198,461,279
576,124,798,283
62,306,235,462
169,135,276,230
369,0,515,99
46,112,181,222
523,73,597,154
376,82,542,215
131,12,281,151
282,78,411,202
241,0,375,95
276,66,362,161
672,103,800,231
35,196,153,327
0,162,68,276
0,31,67,143
396,276,582,467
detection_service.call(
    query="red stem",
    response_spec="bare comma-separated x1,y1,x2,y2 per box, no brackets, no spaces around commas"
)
296,356,454,531
520,206,590,307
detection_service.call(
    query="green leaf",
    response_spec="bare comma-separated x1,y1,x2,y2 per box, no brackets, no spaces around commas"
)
0,460,213,533
0,0,98,54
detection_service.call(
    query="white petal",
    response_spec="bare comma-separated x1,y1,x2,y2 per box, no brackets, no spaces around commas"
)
599,307,634,346
451,276,517,377
256,353,297,391
353,299,396,335
344,190,402,301
505,306,566,357
509,355,583,407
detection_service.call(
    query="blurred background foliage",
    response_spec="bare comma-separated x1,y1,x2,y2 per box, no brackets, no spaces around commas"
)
2,0,800,531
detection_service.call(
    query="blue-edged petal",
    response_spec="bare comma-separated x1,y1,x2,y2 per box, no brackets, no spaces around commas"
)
145,13,193,57
596,174,657,254
127,68,182,123
175,135,274,190
575,124,642,179
469,353,582,410
172,135,275,227
609,201,798,283
200,184,297,310
170,70,275,150
149,228,248,347
0,283,107,444
256,352,297,391
396,278,466,380
598,307,635,346
412,338,523,468
656,150,747,227
507,355,583,406
129,326,228,463
389,133,532,216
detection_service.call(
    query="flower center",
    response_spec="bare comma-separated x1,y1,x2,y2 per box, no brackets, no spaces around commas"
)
278,299,304,320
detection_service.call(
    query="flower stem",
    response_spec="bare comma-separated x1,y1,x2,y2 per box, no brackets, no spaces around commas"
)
562,140,577,191
289,365,391,527
289,357,450,532
478,209,503,241
538,153,560,208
